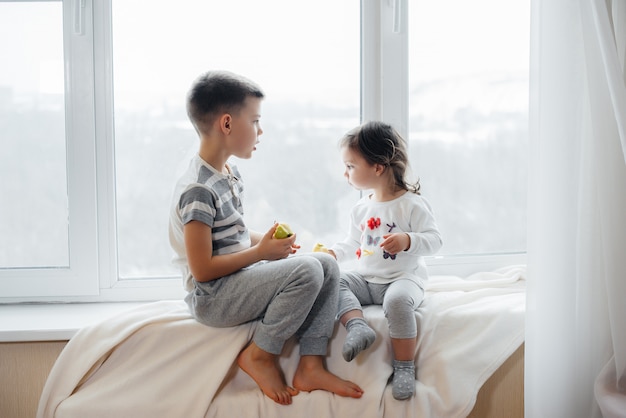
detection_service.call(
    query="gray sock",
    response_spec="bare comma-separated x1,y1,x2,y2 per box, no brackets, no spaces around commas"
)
392,359,416,400
342,317,376,362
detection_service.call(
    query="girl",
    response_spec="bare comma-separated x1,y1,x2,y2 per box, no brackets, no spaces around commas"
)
327,121,443,400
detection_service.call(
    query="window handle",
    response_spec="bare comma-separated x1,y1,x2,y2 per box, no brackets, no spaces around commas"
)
73,0,86,35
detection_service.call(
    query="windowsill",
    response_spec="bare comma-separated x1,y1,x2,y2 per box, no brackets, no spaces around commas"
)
0,256,527,343
0,302,147,342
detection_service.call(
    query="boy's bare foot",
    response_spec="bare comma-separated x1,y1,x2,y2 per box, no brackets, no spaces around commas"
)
292,355,364,398
237,342,299,405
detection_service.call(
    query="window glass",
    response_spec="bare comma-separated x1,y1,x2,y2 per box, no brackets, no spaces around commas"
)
111,0,360,279
408,0,529,256
0,2,68,269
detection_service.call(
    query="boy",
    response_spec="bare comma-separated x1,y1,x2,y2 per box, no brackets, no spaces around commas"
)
168,70,363,405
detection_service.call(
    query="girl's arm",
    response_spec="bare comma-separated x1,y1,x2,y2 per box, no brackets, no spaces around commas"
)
403,229,443,255
403,199,443,255
330,215,362,261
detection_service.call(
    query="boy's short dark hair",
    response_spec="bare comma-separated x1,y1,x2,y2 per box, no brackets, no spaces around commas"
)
186,70,264,135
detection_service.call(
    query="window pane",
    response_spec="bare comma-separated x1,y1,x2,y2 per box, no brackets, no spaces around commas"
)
111,0,360,279
0,2,68,268
408,0,529,256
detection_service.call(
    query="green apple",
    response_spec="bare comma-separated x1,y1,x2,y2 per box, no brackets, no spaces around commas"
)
313,243,329,253
273,223,293,239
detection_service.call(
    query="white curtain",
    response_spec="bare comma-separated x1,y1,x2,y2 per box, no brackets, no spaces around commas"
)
526,0,626,417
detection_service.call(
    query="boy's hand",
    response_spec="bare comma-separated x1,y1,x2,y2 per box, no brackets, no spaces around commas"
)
380,233,410,254
258,223,300,260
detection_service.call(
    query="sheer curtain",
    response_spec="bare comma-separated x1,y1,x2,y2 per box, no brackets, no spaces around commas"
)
526,0,626,417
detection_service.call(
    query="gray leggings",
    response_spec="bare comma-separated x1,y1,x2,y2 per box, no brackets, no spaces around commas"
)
185,252,339,356
338,271,424,339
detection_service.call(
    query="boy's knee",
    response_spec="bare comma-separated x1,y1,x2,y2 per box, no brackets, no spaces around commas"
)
297,256,325,288
305,253,339,284
310,252,339,274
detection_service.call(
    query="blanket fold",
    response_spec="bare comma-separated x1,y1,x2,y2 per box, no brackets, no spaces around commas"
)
37,265,525,418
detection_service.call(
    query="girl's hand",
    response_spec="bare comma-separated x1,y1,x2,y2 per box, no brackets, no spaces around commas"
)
380,233,410,254
313,242,337,259
257,223,299,260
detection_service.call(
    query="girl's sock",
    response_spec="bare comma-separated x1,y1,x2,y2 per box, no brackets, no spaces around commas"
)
392,359,416,400
342,317,376,362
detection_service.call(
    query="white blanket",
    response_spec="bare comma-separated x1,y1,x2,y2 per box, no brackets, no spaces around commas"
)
37,265,525,418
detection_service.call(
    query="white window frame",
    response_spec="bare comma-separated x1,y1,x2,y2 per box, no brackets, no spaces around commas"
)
91,0,185,302
362,0,526,276
0,0,525,303
0,0,99,300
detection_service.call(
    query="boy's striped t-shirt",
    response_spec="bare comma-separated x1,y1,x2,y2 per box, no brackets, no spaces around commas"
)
169,154,251,291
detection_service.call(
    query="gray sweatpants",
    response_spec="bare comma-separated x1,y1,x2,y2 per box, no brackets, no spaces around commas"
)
185,252,339,356
337,271,425,339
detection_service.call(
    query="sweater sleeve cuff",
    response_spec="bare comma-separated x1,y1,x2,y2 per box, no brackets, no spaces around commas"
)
405,232,421,254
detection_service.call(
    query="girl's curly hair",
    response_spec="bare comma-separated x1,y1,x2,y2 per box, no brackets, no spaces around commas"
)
340,121,421,195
